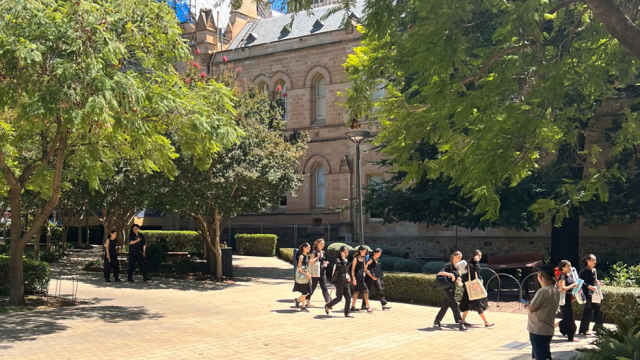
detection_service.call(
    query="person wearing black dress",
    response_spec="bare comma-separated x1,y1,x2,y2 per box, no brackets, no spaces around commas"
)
104,230,121,282
362,248,391,310
557,260,578,342
306,238,331,307
434,251,466,331
460,250,492,327
579,254,604,335
293,242,314,311
127,224,150,282
325,246,353,317
350,246,372,313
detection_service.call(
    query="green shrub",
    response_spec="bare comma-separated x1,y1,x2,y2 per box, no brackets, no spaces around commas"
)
572,286,640,324
158,260,204,274
0,255,50,296
235,234,277,256
394,259,423,273
369,245,409,258
279,248,294,264
606,261,640,287
39,250,62,264
414,258,427,266
142,231,203,256
83,259,103,272
372,273,462,305
379,256,404,271
578,317,640,359
422,261,447,274
326,242,354,260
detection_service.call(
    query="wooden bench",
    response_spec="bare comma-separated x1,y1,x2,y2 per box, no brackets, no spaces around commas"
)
165,252,190,263
488,252,543,271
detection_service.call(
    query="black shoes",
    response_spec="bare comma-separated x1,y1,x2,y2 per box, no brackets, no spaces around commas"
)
294,299,300,309
382,306,392,311
128,278,135,282
459,321,468,331
114,278,121,282
433,320,442,327
105,279,111,283
325,305,330,315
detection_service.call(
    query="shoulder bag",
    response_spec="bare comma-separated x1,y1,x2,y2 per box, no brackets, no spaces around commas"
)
295,257,310,284
435,275,453,290
464,263,488,301
308,252,321,277
591,269,604,303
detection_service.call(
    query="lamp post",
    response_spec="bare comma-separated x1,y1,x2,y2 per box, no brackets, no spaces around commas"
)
345,129,370,245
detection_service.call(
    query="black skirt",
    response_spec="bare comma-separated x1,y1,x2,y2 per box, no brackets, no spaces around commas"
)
293,281,312,295
459,284,489,313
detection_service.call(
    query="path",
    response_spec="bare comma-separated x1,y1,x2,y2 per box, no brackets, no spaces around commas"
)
0,255,594,360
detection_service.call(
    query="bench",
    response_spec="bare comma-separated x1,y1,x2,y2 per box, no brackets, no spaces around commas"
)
165,252,190,263
488,252,543,271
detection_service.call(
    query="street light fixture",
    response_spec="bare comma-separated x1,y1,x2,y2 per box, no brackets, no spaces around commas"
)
345,129,371,245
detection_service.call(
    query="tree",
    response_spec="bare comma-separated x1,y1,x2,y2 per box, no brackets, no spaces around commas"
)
343,0,640,265
0,0,240,305
154,62,309,277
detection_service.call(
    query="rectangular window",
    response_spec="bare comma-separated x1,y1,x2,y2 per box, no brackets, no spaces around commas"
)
280,192,288,208
367,175,384,221
371,81,385,114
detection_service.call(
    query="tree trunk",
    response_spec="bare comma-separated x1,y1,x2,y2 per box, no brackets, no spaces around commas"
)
583,0,640,61
550,215,580,268
33,226,42,261
46,222,52,252
8,190,24,305
85,214,90,245
77,215,83,247
213,211,222,279
62,224,69,253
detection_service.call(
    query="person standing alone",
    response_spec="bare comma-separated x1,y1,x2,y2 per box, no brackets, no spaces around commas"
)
524,265,560,360
127,224,150,282
104,230,121,282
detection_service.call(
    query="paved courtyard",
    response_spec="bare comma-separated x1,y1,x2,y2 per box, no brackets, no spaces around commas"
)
0,256,593,360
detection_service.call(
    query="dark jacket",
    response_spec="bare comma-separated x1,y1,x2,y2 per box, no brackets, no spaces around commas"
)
332,257,350,286
462,260,481,283
579,267,597,295
129,232,145,255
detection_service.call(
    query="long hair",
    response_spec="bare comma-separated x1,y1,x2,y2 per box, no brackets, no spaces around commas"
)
558,260,571,271
109,230,117,239
129,224,140,234
298,242,310,255
582,254,595,268
338,245,349,261
354,246,368,259
313,238,325,252
468,250,481,263
372,248,382,257
450,251,462,263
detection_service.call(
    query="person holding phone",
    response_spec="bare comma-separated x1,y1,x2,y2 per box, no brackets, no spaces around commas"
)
434,251,466,331
127,224,150,282
557,260,578,342
460,250,492,327
325,246,353,317
578,254,604,335
523,265,560,360
306,238,331,307
350,246,372,313
104,230,120,282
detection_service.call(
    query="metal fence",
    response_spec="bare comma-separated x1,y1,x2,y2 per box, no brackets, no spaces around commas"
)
221,222,342,250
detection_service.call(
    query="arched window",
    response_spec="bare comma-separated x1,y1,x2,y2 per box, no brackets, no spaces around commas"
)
257,82,269,94
276,80,287,121
315,76,326,123
315,165,326,208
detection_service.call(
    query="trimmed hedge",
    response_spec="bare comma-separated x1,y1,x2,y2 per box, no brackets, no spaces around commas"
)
371,273,462,306
380,256,404,271
394,259,423,273
571,286,640,324
422,261,447,274
370,245,409,258
279,248,295,264
326,242,354,260
0,255,51,296
142,231,203,255
235,234,277,257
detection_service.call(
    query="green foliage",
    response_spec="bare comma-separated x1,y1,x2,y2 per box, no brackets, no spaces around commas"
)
235,234,278,257
376,273,463,306
572,286,640,324
369,244,409,258
344,0,640,227
578,317,640,359
142,231,203,255
606,261,640,287
158,260,204,274
326,242,354,260
37,250,62,264
0,256,50,296
279,248,295,264
393,259,423,273
422,261,447,274
379,256,404,272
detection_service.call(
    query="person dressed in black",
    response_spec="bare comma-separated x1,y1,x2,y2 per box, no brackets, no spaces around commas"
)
557,260,578,342
362,248,391,311
293,242,314,311
350,246,372,313
460,250,492,327
579,254,604,335
434,251,466,331
325,246,353,317
127,224,150,282
306,238,331,307
104,230,121,282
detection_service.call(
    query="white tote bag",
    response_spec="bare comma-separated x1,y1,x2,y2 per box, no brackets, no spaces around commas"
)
591,269,604,303
464,264,488,301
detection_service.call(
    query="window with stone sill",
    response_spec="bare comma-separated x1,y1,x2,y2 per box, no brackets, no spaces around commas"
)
314,76,326,124
315,165,326,208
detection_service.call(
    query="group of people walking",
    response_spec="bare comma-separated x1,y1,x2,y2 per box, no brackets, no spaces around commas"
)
293,239,390,317
103,224,150,283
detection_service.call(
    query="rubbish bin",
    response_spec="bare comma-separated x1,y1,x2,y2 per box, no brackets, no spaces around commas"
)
221,247,233,277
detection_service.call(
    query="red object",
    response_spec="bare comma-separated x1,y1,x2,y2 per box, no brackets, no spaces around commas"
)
276,85,282,92
185,78,191,84
223,56,228,63
236,66,242,72
282,92,288,98
554,267,561,280
200,72,206,78
196,48,200,54
242,78,246,82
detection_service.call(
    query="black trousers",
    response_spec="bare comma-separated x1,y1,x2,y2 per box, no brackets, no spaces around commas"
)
530,333,552,360
307,275,331,303
128,253,149,280
362,277,387,307
435,287,462,323
559,301,576,341
326,284,351,316
579,294,603,333
104,255,119,280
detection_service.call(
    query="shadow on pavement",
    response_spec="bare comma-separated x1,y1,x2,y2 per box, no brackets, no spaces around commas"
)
232,266,293,280
74,272,237,293
0,304,163,346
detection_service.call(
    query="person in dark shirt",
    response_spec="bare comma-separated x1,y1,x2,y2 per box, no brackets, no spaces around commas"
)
127,224,150,282
362,248,391,310
460,250,492,327
578,254,603,335
305,238,331,307
104,230,121,282
434,251,466,331
325,246,353,317
557,260,578,341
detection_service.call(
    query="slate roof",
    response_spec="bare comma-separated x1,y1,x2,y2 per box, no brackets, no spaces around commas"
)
228,2,363,49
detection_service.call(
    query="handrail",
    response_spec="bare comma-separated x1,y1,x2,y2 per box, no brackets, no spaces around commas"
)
485,273,521,307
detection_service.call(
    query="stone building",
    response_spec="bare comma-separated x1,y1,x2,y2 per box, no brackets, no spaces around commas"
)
155,1,640,259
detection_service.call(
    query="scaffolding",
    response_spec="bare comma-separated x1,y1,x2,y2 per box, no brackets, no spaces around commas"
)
166,0,196,24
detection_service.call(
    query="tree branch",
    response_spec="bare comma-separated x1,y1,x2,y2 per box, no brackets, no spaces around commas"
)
583,0,640,60
549,0,578,15
461,42,536,85
18,127,62,185
0,147,19,188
